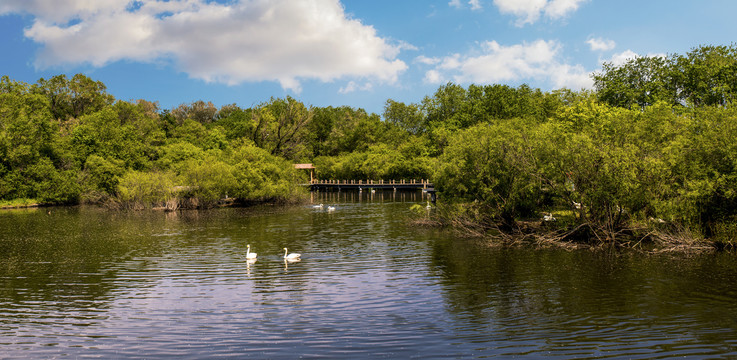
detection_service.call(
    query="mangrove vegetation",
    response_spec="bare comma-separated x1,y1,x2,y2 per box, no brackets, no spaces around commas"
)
2,44,737,248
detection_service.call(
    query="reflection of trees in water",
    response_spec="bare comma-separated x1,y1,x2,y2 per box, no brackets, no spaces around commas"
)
431,240,737,347
0,207,171,312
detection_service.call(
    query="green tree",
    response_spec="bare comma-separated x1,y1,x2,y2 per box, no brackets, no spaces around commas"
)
70,107,148,170
593,55,675,109
215,104,254,140
251,96,312,160
171,100,218,125
674,44,737,106
33,74,114,120
383,99,425,135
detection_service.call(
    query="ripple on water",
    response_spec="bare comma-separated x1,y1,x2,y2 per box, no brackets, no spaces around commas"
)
2,199,737,358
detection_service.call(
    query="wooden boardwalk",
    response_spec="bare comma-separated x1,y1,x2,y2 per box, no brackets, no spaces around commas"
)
308,179,433,190
307,179,436,201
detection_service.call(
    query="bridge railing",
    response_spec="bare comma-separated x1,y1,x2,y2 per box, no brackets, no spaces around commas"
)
310,179,433,188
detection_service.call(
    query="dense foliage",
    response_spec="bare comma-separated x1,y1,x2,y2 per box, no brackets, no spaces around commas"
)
426,44,737,244
2,44,737,246
0,75,310,208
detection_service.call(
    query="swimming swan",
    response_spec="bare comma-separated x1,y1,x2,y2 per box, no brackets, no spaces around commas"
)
246,244,257,260
283,247,301,261
313,203,324,209
327,206,336,211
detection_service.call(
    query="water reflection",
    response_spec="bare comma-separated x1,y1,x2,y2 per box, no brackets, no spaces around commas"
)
432,240,737,358
1,192,736,358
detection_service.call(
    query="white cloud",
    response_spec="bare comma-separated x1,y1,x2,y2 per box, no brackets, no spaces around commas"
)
7,0,408,92
414,55,441,65
449,0,482,11
607,50,639,66
493,0,586,26
448,0,463,8
602,50,667,67
587,37,616,52
424,70,443,84
424,39,593,90
544,0,585,19
338,81,373,94
549,63,592,89
0,0,130,24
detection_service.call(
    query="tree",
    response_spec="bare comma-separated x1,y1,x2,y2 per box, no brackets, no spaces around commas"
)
674,44,737,107
593,55,675,109
33,74,114,120
215,104,254,140
435,121,542,230
251,96,312,160
171,100,218,125
383,99,425,135
593,44,737,109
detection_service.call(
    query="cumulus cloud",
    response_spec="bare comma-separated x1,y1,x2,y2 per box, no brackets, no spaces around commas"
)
424,70,443,84
4,0,408,92
493,0,587,26
0,0,130,24
587,37,616,52
421,39,593,90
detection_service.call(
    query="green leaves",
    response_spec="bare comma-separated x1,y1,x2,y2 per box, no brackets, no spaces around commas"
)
594,44,737,109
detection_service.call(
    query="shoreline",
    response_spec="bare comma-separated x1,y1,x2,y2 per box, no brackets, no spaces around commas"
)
411,217,727,254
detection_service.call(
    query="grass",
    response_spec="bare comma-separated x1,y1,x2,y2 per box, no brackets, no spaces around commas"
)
0,198,41,209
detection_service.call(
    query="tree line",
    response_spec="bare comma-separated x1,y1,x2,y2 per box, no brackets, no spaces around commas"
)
2,44,737,246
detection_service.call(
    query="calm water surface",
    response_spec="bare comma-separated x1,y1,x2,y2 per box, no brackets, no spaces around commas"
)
1,191,737,359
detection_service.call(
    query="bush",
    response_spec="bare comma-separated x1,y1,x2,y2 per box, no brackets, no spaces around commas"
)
116,170,176,209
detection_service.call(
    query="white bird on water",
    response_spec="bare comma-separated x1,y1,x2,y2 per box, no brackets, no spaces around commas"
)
313,203,324,209
246,244,257,260
327,206,336,212
283,247,301,261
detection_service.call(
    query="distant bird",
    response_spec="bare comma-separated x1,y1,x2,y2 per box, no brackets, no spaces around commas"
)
312,203,324,209
246,245,257,260
426,200,432,210
543,213,556,222
327,206,336,211
283,247,301,261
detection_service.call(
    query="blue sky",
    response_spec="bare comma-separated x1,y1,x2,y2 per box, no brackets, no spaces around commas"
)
1,0,735,116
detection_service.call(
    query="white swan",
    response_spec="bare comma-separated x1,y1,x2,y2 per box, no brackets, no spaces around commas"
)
327,206,336,211
246,244,257,260
283,247,301,261
312,203,324,209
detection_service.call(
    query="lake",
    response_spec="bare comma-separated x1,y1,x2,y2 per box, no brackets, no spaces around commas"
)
1,190,737,359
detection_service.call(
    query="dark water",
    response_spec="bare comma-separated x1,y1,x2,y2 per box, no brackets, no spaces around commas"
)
1,190,737,359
